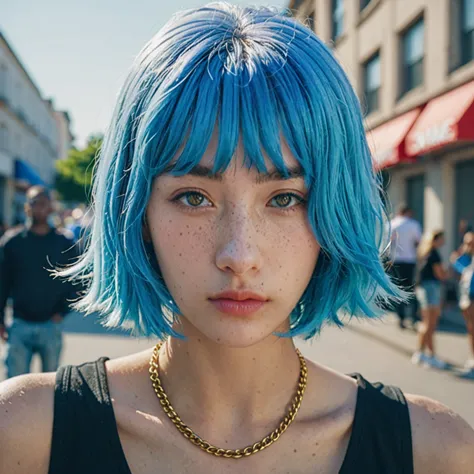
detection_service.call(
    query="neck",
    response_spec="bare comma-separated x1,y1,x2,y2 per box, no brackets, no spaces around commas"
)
28,221,50,235
157,330,302,431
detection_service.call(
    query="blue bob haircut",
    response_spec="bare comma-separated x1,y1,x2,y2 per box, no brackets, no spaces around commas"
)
65,2,402,339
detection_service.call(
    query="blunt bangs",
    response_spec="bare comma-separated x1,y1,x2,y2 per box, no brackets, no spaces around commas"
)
64,2,402,339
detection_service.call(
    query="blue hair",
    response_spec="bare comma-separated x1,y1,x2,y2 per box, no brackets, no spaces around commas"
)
64,2,402,339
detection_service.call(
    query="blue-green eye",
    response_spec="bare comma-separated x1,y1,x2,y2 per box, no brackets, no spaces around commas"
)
174,191,211,208
269,193,305,209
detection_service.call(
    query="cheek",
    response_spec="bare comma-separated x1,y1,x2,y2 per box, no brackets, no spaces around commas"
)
261,216,320,286
148,212,217,276
261,219,319,303
268,219,320,283
269,217,319,258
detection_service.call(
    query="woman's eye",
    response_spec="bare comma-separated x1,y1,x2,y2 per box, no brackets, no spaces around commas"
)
174,191,211,208
269,193,305,209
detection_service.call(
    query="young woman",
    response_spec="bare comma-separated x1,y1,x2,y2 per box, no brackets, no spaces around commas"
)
413,230,449,369
451,231,474,379
1,4,473,473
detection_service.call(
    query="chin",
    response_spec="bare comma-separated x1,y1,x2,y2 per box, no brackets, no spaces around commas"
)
179,313,288,349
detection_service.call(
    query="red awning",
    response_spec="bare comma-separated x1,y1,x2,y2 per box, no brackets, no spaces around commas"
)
406,80,474,156
366,108,422,169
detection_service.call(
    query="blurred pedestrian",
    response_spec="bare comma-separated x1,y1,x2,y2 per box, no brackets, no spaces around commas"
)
0,185,78,378
412,230,449,369
390,204,422,328
457,219,472,249
451,231,474,379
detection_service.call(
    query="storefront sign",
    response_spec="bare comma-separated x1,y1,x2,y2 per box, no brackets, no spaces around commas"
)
408,117,457,155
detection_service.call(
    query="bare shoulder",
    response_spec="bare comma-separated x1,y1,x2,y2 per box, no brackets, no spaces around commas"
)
105,348,154,405
0,372,56,474
407,393,474,474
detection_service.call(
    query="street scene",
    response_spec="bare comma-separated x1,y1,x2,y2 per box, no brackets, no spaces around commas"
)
1,0,474,472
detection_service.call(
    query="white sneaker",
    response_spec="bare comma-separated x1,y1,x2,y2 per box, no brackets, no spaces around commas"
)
411,351,428,365
464,359,474,370
423,355,448,370
457,367,474,380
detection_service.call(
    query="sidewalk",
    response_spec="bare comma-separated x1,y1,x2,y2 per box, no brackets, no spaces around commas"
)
346,312,471,369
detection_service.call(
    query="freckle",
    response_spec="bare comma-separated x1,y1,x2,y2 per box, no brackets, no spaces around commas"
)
312,453,316,457
294,449,297,453
180,233,183,236
179,253,182,257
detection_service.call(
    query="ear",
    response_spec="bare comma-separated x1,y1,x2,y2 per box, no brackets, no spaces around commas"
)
142,215,152,243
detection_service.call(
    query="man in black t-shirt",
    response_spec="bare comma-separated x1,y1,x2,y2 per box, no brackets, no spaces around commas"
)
0,186,79,378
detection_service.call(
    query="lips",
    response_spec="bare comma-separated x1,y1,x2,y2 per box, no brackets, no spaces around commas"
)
209,290,268,316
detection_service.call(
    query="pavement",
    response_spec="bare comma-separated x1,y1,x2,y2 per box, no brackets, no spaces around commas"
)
1,311,473,427
298,314,474,427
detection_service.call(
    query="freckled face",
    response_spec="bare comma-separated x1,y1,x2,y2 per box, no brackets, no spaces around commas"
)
146,143,320,348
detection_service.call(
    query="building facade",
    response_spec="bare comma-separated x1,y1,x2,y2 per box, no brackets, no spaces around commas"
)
289,0,474,265
0,32,72,224
54,110,74,161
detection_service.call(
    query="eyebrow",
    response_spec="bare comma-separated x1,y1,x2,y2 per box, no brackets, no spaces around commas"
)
255,166,305,184
166,164,305,184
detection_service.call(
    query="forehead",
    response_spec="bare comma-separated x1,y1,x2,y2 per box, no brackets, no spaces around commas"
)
28,193,51,205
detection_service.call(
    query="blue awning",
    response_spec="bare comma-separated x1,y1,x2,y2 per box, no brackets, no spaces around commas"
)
14,159,45,186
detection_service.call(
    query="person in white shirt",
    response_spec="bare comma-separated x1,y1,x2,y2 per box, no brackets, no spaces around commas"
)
390,205,422,328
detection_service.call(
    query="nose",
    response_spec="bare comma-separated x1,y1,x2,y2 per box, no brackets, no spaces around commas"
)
215,211,263,276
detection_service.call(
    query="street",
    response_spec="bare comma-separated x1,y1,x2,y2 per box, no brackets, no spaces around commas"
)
1,311,472,427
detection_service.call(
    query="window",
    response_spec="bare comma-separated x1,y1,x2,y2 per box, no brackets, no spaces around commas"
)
461,0,474,65
14,133,21,158
400,18,424,95
406,174,425,227
331,0,344,41
0,65,7,100
360,0,372,11
363,52,381,114
0,125,8,152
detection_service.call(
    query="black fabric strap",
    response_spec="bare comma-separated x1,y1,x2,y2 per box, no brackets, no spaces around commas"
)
340,374,414,474
48,358,131,474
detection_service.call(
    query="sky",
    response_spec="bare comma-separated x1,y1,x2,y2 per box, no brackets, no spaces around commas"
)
2,0,287,147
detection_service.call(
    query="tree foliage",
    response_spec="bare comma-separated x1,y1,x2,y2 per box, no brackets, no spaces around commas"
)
55,135,103,204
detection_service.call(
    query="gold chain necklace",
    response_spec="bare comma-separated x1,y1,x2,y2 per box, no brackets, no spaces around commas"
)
149,342,308,459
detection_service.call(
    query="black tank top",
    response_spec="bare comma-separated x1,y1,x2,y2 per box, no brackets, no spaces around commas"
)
48,358,414,474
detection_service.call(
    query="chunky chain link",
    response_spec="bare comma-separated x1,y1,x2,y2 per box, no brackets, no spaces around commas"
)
149,342,308,459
